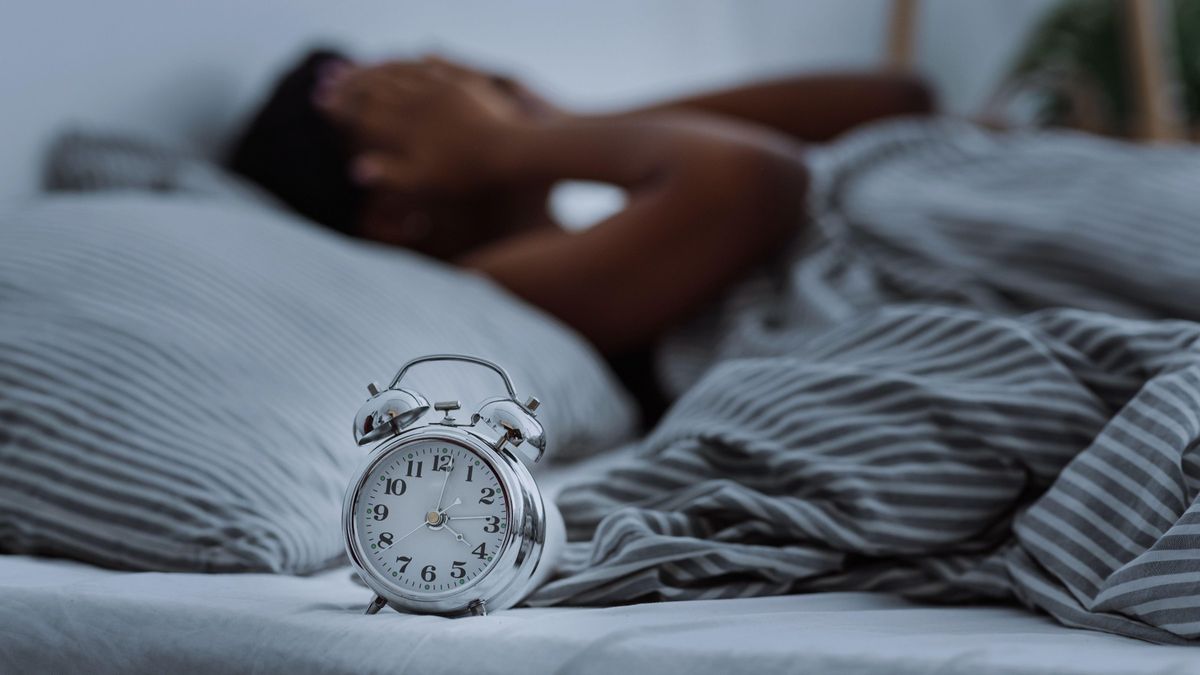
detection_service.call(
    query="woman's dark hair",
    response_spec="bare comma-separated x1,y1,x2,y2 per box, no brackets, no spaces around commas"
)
227,48,364,233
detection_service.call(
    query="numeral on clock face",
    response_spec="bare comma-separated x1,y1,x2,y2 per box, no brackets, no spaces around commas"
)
358,440,508,595
405,460,423,478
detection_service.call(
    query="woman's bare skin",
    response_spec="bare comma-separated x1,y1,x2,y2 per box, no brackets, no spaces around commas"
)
319,57,933,354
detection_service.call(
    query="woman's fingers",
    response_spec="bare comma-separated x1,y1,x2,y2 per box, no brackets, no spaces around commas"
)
317,58,474,127
314,67,366,121
315,56,516,193
421,54,481,81
317,66,436,151
351,153,424,190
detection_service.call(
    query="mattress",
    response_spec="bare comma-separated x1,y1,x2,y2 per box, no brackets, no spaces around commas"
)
4,452,1200,674
2,552,1199,675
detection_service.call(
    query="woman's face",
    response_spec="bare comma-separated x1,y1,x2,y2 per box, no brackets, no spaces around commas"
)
357,191,473,259
357,183,552,262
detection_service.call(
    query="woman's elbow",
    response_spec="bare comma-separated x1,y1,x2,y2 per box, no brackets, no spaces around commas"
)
710,142,809,247
886,74,937,116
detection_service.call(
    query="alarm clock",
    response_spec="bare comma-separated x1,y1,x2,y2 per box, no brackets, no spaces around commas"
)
342,354,563,617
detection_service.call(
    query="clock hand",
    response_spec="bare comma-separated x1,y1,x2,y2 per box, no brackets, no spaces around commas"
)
442,522,472,547
392,519,428,545
437,497,462,516
434,461,453,512
444,515,492,521
391,497,464,549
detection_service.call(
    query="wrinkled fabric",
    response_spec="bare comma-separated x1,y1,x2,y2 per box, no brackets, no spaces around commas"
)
531,120,1200,644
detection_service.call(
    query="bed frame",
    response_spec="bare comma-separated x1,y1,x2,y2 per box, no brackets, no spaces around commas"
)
886,0,1187,142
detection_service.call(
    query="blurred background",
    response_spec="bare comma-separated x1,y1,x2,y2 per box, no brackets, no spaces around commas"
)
0,0,1193,201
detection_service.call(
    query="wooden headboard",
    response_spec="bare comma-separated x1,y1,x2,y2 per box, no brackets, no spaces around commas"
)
885,0,1186,142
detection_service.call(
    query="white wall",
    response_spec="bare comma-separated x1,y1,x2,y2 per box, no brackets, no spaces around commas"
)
916,0,1053,112
0,0,1052,199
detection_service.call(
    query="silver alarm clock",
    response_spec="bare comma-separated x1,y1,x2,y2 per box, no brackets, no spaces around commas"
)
342,354,562,617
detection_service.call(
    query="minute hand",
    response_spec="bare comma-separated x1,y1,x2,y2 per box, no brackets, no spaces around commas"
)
434,465,453,512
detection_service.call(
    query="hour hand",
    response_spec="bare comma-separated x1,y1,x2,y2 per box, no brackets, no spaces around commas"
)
442,522,472,547
437,497,462,516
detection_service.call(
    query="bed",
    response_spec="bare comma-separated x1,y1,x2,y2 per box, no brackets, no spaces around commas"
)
4,406,1200,675
5,4,1200,673
7,112,1200,672
5,456,1200,675
6,119,1200,675
7,555,1200,675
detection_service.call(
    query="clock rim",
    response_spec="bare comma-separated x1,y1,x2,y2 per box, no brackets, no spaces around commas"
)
342,425,547,616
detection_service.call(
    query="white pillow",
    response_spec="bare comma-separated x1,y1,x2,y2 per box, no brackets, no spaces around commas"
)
0,194,635,573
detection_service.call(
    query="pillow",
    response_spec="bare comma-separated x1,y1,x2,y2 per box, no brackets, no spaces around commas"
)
44,129,284,210
0,194,635,573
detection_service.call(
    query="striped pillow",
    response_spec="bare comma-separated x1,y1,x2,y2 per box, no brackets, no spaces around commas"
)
0,194,635,573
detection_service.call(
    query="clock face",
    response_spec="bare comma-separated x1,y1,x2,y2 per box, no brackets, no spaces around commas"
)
353,439,510,597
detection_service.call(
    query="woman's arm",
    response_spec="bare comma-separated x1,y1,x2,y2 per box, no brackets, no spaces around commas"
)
616,72,936,142
323,62,808,353
458,113,807,353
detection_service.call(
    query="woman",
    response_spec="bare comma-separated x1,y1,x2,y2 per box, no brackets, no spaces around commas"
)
230,50,933,418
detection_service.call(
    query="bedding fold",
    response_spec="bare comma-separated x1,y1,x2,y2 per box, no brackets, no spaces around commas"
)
530,119,1200,644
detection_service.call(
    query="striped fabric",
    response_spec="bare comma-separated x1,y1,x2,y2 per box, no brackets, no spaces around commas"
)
43,129,282,207
531,120,1200,644
0,194,635,573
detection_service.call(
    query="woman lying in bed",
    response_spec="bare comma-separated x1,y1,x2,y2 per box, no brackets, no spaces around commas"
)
230,50,933,418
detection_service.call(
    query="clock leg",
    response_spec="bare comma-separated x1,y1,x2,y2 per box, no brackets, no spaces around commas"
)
364,594,388,615
467,599,487,617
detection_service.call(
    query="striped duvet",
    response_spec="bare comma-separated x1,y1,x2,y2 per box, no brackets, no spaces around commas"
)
531,120,1200,644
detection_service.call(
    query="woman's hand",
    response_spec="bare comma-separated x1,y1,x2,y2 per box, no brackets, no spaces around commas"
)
317,56,551,193
422,55,564,122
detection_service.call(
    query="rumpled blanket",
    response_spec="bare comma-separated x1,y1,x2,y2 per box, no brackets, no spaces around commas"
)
530,120,1200,645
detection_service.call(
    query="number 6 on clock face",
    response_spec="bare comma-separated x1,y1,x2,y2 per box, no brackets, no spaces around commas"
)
352,439,510,596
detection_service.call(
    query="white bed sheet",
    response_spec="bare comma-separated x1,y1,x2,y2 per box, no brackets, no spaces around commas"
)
3,551,1199,675
3,452,1198,673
